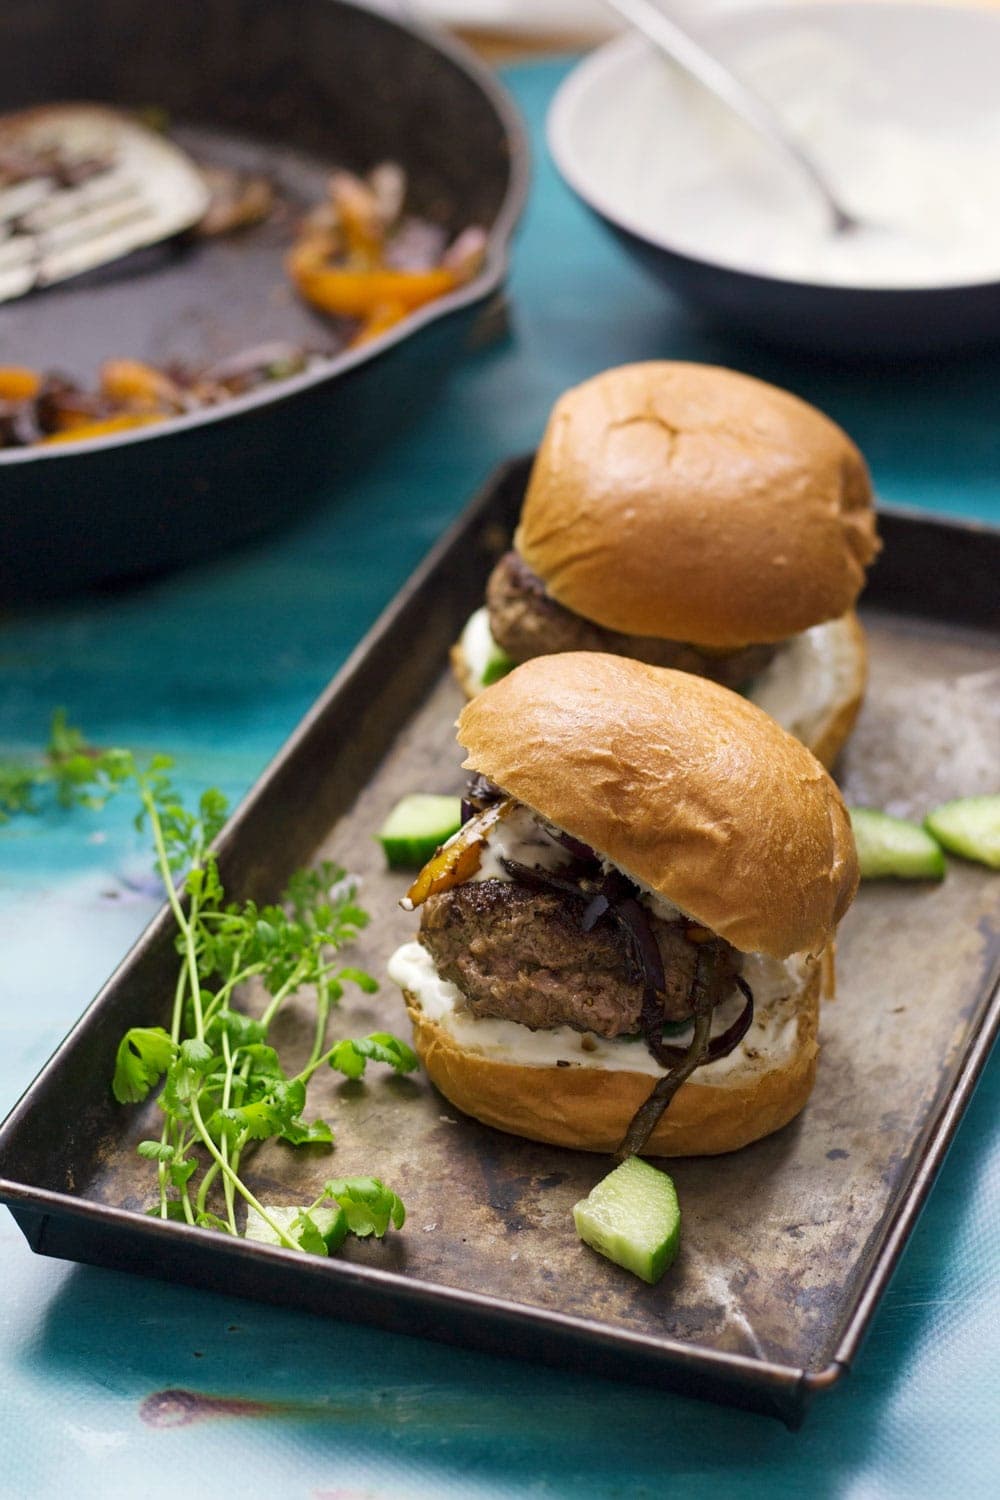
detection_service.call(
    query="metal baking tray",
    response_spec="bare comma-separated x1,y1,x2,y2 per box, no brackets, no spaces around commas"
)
1,456,998,1427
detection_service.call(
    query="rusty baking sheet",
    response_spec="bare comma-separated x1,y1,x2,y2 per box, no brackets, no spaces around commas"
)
1,457,998,1427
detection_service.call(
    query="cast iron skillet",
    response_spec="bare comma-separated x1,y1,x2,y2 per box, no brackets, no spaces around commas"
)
0,0,528,600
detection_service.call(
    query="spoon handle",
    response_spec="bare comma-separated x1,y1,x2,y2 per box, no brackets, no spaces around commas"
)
603,0,855,233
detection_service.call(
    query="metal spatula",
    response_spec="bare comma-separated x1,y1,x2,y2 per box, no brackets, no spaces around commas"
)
0,103,210,303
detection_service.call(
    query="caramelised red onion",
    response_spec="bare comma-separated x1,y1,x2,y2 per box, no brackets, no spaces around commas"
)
655,976,754,1067
608,893,671,1055
499,855,596,900
461,773,504,826
580,867,633,930
554,829,597,862
616,957,755,1159
618,1003,715,1161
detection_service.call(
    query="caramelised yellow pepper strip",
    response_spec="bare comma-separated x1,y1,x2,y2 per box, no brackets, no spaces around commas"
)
328,170,385,263
42,413,165,444
402,798,515,910
0,366,42,401
287,236,464,319
349,301,409,347
99,359,185,411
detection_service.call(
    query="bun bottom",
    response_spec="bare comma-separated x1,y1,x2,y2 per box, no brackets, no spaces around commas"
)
451,611,866,768
402,962,822,1157
450,638,484,701
747,611,866,770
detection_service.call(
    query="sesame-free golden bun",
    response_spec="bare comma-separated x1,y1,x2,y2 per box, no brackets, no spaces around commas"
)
401,956,822,1156
515,362,879,649
456,654,859,959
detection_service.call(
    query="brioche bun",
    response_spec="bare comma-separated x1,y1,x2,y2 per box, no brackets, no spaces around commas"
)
399,952,823,1156
449,637,485,702
515,362,879,649
457,654,858,959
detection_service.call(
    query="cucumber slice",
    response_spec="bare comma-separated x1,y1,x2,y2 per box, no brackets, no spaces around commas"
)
459,607,515,690
849,807,946,881
573,1156,681,1285
244,1204,348,1253
481,639,516,688
377,793,463,869
925,796,1000,870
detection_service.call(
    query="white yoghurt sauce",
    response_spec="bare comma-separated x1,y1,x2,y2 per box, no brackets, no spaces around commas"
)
388,941,810,1081
467,801,573,883
568,26,1000,288
745,615,851,744
459,607,501,688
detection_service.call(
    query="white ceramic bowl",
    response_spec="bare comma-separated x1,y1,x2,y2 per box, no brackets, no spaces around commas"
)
548,2,1000,355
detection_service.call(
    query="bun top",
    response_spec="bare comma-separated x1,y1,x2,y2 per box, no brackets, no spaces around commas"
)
457,653,858,958
515,362,879,648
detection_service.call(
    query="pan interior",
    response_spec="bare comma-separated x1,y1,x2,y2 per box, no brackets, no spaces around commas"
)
0,0,513,381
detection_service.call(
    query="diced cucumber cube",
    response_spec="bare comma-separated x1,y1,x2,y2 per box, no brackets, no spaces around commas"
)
849,807,946,880
377,793,463,869
244,1203,347,1253
925,796,1000,870
481,638,516,688
573,1156,681,1285
459,606,515,690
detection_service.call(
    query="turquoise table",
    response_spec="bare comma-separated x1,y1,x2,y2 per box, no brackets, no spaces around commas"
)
1,60,998,1498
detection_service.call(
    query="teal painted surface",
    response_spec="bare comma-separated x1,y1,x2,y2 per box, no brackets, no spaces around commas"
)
1,58,998,1499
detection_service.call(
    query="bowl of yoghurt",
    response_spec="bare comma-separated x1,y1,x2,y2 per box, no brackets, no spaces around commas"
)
548,2,1000,355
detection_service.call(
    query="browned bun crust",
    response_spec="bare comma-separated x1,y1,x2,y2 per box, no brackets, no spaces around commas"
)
402,959,821,1156
457,654,858,958
515,362,879,648
806,611,867,769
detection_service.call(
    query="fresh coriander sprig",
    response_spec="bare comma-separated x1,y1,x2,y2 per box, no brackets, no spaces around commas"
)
0,709,132,820
243,1177,406,1255
115,764,413,1247
3,714,412,1253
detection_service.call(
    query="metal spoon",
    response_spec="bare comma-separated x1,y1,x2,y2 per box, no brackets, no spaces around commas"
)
602,0,865,236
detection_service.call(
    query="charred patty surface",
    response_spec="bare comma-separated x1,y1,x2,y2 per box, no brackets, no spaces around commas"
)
418,878,738,1037
486,550,778,689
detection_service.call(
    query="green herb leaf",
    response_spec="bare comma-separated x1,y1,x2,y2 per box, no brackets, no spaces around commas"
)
137,1140,176,1162
113,1027,176,1103
328,1032,419,1080
159,1061,200,1119
205,1008,267,1049
279,1116,335,1147
170,1156,198,1189
149,1201,189,1222
320,1177,406,1237
0,712,133,822
339,967,380,995
293,1212,330,1257
195,1211,231,1233
179,1038,214,1070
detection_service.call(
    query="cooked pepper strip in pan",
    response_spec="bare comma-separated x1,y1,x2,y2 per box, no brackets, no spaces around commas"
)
287,168,485,343
2,164,484,448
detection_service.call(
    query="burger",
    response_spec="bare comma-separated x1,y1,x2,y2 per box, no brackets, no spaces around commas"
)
452,362,881,768
388,654,858,1157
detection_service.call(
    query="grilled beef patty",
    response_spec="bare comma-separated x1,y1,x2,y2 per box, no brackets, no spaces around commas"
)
486,551,778,689
418,878,739,1038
